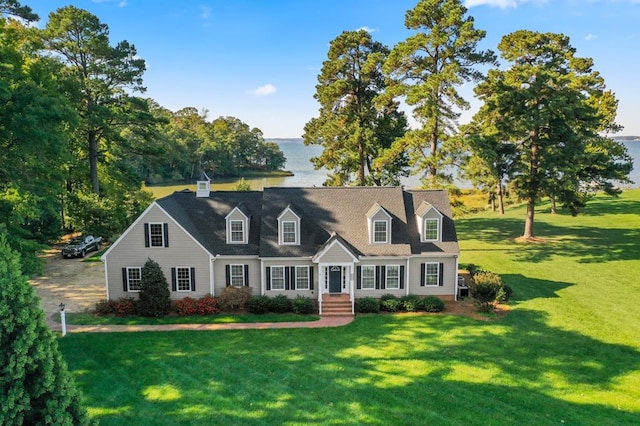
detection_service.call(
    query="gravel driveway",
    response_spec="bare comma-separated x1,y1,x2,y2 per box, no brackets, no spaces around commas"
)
30,247,106,328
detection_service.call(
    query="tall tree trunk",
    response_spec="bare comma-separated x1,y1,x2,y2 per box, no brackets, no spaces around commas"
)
497,182,505,215
428,128,438,187
489,193,496,212
523,132,539,239
550,195,557,214
88,131,99,194
357,138,366,186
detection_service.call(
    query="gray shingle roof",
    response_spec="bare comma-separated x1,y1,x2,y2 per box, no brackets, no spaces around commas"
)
154,187,459,258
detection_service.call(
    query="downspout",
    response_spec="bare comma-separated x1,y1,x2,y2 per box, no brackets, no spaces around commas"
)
454,255,459,301
260,258,265,296
405,257,410,297
210,255,215,296
103,258,110,301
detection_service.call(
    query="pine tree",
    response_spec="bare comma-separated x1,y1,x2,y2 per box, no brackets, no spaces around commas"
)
0,235,92,425
137,258,171,317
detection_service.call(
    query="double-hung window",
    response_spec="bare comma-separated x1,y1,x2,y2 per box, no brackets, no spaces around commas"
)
424,263,439,286
386,265,400,289
424,218,439,241
230,264,245,287
373,220,388,243
271,266,285,290
282,221,297,244
295,266,309,290
149,223,165,247
361,265,375,290
230,220,244,243
175,267,192,291
126,267,142,292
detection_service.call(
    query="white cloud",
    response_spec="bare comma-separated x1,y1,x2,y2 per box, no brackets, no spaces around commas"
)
464,0,549,8
92,0,127,6
585,33,598,40
249,84,277,96
200,5,212,20
357,26,378,33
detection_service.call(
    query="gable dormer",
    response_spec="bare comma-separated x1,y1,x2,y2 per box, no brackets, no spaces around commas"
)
196,171,211,198
366,203,391,244
225,204,251,244
415,201,443,242
277,205,300,245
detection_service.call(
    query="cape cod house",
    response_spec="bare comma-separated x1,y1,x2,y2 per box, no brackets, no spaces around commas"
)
101,175,461,315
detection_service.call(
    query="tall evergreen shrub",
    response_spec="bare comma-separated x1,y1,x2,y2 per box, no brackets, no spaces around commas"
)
137,258,171,317
0,235,92,425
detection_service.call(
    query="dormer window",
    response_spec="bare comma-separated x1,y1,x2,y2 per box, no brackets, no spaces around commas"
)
278,206,300,245
226,205,250,244
416,201,443,242
424,218,439,241
366,203,391,244
373,220,388,243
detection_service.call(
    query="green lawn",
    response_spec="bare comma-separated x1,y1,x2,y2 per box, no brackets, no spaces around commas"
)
57,312,319,325
58,190,640,425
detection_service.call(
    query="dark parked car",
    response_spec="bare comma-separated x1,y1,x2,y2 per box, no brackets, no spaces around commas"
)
61,235,103,258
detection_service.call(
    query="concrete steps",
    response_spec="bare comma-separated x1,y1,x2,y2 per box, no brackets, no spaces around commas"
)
321,294,353,316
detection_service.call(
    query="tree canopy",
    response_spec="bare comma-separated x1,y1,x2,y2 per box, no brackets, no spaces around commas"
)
468,30,632,238
303,29,408,186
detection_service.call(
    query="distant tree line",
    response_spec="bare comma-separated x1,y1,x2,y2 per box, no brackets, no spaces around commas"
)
0,1,285,273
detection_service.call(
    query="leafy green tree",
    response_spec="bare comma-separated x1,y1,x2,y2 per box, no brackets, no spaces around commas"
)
42,6,148,195
0,0,37,21
303,30,408,186
0,17,77,272
382,0,496,187
138,258,171,317
0,235,92,425
473,30,632,238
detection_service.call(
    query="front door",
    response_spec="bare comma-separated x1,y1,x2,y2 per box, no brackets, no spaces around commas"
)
329,266,342,293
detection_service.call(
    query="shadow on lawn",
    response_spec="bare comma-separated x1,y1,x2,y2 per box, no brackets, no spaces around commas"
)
458,217,640,264
501,274,572,301
60,308,640,425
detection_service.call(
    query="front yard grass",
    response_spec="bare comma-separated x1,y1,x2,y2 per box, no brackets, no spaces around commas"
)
55,312,319,325
58,189,640,425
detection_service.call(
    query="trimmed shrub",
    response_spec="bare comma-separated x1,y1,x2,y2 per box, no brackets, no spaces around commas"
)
420,296,445,312
269,294,293,313
292,295,315,315
175,295,220,316
113,297,137,317
95,299,115,315
380,294,401,312
400,294,422,312
470,271,503,312
466,263,483,277
356,297,380,313
247,295,271,314
497,284,513,303
137,258,171,317
217,286,253,311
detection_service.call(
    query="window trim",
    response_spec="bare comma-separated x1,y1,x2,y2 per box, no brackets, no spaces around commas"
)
424,262,440,287
295,266,310,290
174,266,193,292
126,266,142,292
229,264,245,287
385,265,401,290
373,220,388,244
148,222,165,247
270,266,286,291
423,218,440,242
229,220,245,244
281,220,298,245
360,265,376,290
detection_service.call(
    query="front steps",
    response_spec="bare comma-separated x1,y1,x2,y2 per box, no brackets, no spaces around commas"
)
321,293,353,316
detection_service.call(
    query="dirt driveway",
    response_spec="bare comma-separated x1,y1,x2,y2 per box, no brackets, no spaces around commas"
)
30,247,106,327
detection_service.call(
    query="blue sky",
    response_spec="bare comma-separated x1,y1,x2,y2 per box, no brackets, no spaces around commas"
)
25,0,640,138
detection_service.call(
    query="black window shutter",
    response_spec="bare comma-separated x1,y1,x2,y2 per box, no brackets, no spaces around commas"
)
266,266,271,290
171,267,177,291
190,267,196,291
375,266,381,290
381,266,387,289
420,263,426,287
163,223,169,247
309,267,314,290
144,223,150,247
284,267,290,290
439,263,444,286
244,264,249,286
356,266,362,290
400,265,405,289
122,268,128,291
289,266,296,290
225,265,231,287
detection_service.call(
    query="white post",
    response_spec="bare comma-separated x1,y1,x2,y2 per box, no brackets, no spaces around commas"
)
59,303,67,337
